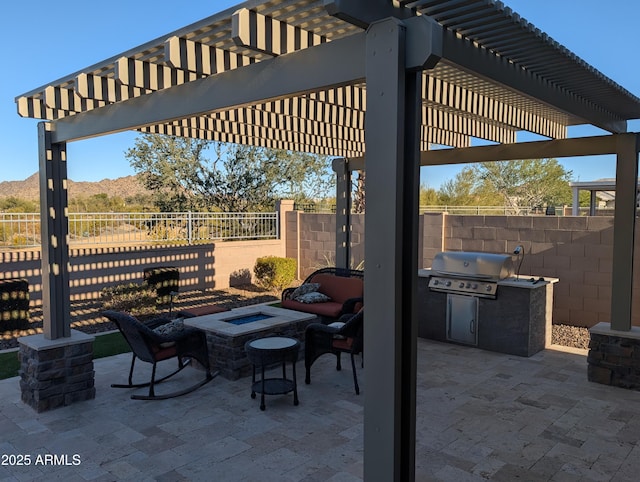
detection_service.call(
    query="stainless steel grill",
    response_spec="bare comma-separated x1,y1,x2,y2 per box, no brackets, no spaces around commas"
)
428,251,514,299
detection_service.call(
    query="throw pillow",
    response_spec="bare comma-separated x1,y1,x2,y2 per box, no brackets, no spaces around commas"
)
296,291,331,304
291,282,320,300
153,318,184,337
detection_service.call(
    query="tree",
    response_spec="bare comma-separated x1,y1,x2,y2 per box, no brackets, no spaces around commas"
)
0,197,38,213
472,159,573,211
438,167,484,205
125,134,333,212
419,184,440,206
126,135,210,211
69,193,128,213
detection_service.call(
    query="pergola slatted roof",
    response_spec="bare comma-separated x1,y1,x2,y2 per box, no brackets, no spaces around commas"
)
16,0,640,157
14,2,640,479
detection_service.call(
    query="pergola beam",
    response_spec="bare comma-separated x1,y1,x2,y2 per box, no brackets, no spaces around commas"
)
348,133,627,172
48,32,366,143
421,134,622,165
441,29,628,134
232,8,327,56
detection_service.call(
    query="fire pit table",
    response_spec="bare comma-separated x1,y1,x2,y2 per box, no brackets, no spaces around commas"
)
183,305,316,380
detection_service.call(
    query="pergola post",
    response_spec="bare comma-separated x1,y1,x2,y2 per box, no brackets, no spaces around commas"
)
17,122,95,413
572,187,580,216
610,133,639,331
38,121,71,339
363,17,422,482
332,157,351,270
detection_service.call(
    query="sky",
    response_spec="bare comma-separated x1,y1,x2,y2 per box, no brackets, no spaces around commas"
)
1,0,639,189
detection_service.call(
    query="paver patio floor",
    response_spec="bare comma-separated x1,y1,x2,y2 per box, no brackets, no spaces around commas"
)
1,339,639,481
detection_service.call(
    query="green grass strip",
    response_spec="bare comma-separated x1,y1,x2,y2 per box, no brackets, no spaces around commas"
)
91,331,132,359
0,351,20,380
0,331,131,380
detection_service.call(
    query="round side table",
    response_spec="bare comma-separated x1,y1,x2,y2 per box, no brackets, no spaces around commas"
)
245,336,300,411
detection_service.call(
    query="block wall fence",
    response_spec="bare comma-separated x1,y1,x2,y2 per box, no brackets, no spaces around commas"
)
0,240,283,305
1,208,637,328
285,211,640,328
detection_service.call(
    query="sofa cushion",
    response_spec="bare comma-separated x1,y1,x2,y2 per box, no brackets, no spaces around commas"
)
310,273,363,304
296,291,331,304
281,299,344,319
290,283,321,300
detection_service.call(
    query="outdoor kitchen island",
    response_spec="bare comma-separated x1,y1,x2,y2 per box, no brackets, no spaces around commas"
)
417,252,558,357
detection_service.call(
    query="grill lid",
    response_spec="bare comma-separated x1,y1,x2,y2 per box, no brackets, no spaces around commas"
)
431,251,514,281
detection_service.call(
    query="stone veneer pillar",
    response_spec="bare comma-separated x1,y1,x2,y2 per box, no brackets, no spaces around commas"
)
18,330,95,412
588,322,640,390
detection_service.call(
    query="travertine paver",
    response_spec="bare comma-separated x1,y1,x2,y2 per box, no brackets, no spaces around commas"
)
1,339,640,480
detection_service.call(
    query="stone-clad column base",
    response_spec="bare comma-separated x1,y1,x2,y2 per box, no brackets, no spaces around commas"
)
18,330,96,412
588,322,640,390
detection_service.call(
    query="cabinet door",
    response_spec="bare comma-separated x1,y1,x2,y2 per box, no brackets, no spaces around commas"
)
447,294,478,345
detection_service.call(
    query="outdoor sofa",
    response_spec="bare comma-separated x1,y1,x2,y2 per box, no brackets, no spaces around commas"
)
281,267,363,321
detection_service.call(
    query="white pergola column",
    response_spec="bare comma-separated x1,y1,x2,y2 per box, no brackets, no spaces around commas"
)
38,121,71,339
332,157,351,270
610,133,639,331
363,17,423,482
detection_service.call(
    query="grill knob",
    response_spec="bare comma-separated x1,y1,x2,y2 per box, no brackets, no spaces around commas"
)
485,285,492,292
471,283,478,289
459,282,465,289
445,281,452,287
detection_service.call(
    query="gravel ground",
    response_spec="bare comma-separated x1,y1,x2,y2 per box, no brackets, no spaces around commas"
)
551,323,590,350
1,285,591,351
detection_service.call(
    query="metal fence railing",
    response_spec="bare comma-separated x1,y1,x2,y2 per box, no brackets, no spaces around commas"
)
418,205,561,215
295,204,574,216
294,202,337,213
0,211,279,248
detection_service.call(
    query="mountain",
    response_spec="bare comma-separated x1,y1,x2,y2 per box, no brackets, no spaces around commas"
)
0,173,152,201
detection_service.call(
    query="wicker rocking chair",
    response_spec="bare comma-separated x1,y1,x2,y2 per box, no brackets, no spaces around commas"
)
304,308,364,394
102,310,215,400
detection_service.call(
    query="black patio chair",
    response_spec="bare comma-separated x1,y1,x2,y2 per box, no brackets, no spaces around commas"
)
304,308,364,394
102,310,216,400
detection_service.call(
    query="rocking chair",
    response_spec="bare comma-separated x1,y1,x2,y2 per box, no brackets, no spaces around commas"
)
102,310,216,400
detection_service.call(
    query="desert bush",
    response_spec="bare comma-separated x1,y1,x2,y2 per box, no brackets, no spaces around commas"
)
253,256,296,291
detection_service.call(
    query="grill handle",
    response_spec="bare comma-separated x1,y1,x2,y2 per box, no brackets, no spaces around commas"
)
433,270,493,280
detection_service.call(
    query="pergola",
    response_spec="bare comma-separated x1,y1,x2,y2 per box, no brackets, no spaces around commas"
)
569,179,640,215
15,1,640,480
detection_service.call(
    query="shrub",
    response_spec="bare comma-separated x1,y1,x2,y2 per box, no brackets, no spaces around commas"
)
101,283,157,316
253,256,296,291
